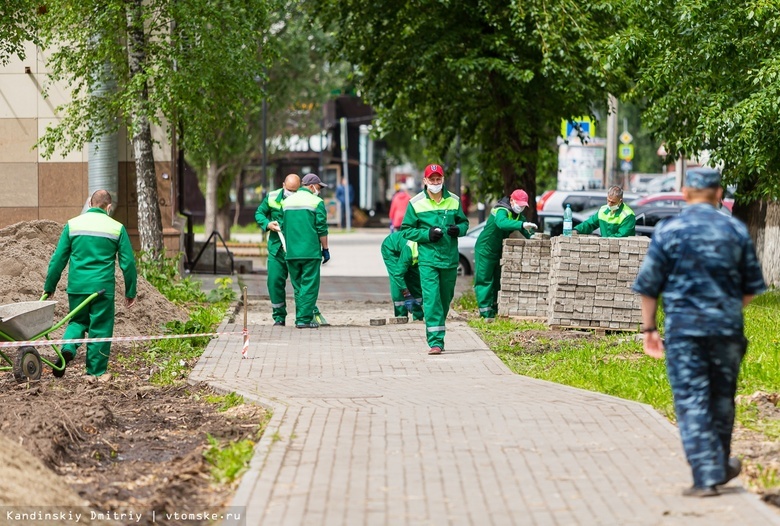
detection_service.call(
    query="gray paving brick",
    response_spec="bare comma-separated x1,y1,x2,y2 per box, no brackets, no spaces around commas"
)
190,319,780,526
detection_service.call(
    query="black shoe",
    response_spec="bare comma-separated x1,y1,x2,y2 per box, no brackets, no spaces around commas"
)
273,321,285,326
717,457,742,486
52,351,74,378
295,322,320,329
682,485,719,498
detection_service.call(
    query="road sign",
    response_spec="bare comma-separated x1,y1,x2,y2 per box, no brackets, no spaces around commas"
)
618,144,634,161
620,160,633,172
619,131,633,144
561,117,596,140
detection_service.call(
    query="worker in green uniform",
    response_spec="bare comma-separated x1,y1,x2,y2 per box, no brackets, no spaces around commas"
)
255,173,301,326
282,173,330,329
473,189,537,320
575,185,636,237
400,164,469,355
381,231,424,320
44,189,137,381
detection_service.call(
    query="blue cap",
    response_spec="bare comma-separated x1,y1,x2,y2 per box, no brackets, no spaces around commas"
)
685,167,721,189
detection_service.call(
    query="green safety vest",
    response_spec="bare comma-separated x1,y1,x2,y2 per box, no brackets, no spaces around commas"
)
44,208,137,298
399,188,469,269
576,202,636,238
380,231,419,291
281,188,329,260
255,189,286,257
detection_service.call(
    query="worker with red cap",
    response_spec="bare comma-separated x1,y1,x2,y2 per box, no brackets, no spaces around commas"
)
473,189,537,320
400,163,469,355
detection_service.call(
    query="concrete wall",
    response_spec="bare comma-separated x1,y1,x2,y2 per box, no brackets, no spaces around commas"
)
0,43,178,252
498,235,650,331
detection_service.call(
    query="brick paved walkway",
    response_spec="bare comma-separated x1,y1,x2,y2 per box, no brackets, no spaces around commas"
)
191,318,779,525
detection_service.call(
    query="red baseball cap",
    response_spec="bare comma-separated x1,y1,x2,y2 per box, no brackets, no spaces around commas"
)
510,189,529,207
424,164,445,178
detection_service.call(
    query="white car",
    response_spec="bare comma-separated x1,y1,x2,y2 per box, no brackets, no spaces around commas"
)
457,222,485,276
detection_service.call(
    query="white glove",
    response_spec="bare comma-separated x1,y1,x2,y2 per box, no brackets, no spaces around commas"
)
522,222,538,231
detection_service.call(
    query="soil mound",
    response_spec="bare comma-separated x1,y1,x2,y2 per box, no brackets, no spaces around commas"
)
0,220,187,340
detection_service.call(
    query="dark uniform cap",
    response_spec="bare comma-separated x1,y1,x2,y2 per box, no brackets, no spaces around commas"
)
685,167,721,189
301,173,328,187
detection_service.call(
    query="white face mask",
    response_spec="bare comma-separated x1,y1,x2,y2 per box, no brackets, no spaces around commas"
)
608,204,620,211
283,189,293,198
512,204,525,214
427,183,443,194
311,186,320,196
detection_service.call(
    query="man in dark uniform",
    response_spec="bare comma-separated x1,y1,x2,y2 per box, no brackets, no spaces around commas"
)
632,167,766,497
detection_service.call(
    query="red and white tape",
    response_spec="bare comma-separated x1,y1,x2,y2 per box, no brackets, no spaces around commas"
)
0,331,245,349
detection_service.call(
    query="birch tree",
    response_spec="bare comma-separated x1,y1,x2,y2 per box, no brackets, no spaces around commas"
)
34,0,271,258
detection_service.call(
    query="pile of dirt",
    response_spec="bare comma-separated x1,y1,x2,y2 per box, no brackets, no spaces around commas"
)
0,220,264,524
0,220,188,340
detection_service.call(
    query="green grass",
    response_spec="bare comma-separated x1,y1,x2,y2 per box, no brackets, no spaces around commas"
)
202,410,273,485
471,290,780,428
204,391,245,412
471,318,676,418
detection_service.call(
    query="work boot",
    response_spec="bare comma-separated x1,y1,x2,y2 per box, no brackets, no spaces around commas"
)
428,346,443,355
295,322,319,329
52,351,74,378
717,457,742,486
273,321,285,326
682,486,718,498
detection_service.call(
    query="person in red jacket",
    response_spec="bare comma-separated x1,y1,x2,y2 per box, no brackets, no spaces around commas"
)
388,179,414,232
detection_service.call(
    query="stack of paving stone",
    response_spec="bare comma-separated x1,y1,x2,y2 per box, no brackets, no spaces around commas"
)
547,235,650,330
497,237,551,318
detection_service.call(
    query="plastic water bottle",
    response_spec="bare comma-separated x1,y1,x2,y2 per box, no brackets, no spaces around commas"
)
563,204,573,237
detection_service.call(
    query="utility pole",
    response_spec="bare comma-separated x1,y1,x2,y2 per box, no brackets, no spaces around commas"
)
340,117,351,231
605,95,618,189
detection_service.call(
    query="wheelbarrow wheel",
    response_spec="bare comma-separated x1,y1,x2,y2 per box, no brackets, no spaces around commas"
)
13,346,42,383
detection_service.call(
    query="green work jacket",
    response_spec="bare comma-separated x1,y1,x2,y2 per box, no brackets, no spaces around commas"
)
281,188,329,260
255,188,286,258
475,200,532,260
400,188,469,269
575,202,636,238
44,208,137,298
380,231,419,291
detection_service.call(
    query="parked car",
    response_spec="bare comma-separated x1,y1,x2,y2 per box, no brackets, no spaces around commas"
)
630,192,734,212
643,173,678,194
457,222,485,275
536,190,639,214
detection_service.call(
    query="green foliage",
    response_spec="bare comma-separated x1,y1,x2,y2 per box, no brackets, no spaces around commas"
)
136,252,206,305
609,0,780,201
0,1,36,65
204,391,245,412
142,304,227,385
203,434,255,485
206,277,238,304
316,0,623,201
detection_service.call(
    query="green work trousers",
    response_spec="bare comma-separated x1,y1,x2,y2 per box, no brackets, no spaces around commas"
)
267,253,288,323
61,293,115,376
287,259,321,325
389,269,424,320
473,253,501,318
419,265,458,349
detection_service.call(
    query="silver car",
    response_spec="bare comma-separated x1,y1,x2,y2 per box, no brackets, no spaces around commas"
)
457,222,485,276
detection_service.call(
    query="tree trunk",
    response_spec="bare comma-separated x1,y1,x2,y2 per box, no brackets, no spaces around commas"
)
126,0,163,258
738,199,780,288
204,162,218,236
216,200,232,241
